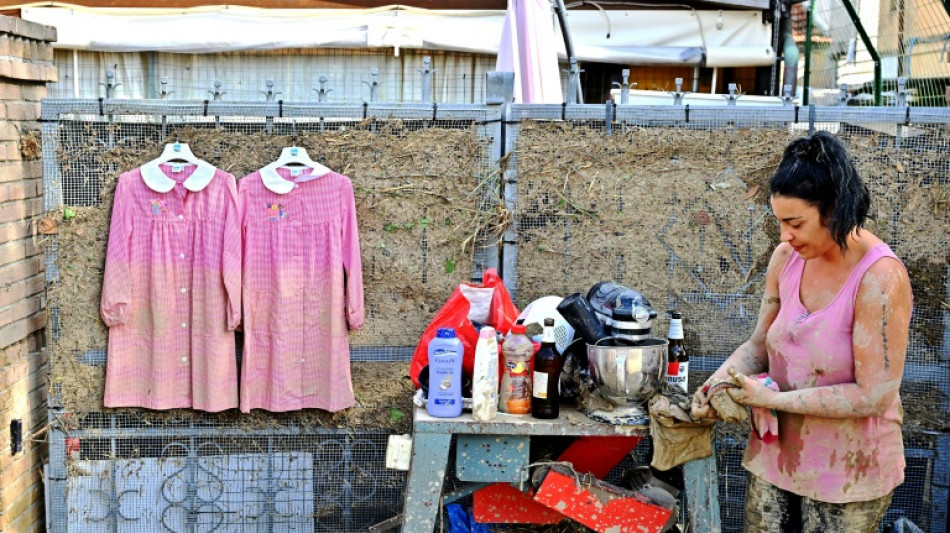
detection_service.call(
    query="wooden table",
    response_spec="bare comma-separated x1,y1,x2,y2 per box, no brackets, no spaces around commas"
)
400,407,648,533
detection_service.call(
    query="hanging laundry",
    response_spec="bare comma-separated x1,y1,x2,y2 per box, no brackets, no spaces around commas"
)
239,164,364,413
101,160,241,412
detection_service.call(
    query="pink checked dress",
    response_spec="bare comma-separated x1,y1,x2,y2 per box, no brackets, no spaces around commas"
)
745,243,907,503
101,162,241,412
238,167,364,413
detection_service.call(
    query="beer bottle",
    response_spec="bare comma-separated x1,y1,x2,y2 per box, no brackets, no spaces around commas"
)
532,318,563,419
666,312,689,392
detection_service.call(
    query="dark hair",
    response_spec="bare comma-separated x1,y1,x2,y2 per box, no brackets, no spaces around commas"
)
769,130,870,251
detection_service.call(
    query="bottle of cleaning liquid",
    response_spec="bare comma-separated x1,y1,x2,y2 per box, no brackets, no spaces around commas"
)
427,328,464,418
500,324,533,415
472,326,499,421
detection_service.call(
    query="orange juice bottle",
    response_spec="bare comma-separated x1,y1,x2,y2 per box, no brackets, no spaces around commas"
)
501,324,533,415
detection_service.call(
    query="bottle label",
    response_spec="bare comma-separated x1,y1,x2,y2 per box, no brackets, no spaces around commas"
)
432,398,456,406
668,319,684,340
532,372,549,399
507,360,528,375
667,362,689,392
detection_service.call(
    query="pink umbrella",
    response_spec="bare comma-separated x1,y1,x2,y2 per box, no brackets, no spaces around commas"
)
496,0,563,104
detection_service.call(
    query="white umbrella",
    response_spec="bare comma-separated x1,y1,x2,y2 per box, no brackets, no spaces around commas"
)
496,0,563,104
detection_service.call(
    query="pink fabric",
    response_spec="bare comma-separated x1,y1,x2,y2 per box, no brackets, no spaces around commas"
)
496,0,563,104
745,243,906,503
238,168,364,413
102,164,241,412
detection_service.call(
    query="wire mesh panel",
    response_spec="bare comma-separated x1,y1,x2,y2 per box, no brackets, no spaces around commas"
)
801,0,950,105
41,101,504,532
508,103,950,531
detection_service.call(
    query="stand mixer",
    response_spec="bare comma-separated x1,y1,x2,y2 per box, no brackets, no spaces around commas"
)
557,283,666,425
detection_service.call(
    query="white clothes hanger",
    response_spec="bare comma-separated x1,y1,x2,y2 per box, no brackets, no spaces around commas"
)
152,142,202,166
140,141,216,193
265,146,331,177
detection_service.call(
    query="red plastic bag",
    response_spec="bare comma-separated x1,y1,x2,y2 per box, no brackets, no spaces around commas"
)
410,268,519,388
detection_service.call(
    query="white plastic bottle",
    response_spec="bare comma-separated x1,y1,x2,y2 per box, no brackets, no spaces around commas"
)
426,328,464,418
472,326,499,421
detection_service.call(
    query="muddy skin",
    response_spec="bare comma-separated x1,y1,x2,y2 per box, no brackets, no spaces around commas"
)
744,474,892,533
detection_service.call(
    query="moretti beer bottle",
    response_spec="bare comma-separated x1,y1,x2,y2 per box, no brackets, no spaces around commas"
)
532,318,563,419
666,312,689,392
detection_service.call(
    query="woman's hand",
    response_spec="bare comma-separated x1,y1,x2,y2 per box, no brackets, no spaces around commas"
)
725,367,777,408
690,383,718,421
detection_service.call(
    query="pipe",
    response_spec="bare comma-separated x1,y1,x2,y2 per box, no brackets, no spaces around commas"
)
552,0,583,103
803,0,815,105
780,7,799,96
839,0,882,105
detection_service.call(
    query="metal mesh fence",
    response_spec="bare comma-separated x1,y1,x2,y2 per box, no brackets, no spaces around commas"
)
42,101,503,532
802,0,950,106
508,103,950,532
42,100,949,531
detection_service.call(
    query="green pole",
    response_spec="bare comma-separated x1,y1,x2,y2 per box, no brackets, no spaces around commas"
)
803,0,815,105
840,0,883,105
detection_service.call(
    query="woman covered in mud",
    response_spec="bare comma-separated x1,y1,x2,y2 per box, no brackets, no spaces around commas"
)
691,131,913,532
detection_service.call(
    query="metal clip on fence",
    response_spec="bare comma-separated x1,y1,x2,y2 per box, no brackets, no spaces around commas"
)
418,57,434,103
363,68,382,103
160,77,174,100
780,85,796,106
262,80,282,133
670,77,689,106
564,58,584,104
261,79,281,102
888,77,910,108
99,69,121,99
723,83,740,106
209,80,225,101
838,83,854,106
612,69,634,105
314,75,332,103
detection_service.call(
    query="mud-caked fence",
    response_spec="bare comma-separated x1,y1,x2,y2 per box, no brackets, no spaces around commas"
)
38,99,950,532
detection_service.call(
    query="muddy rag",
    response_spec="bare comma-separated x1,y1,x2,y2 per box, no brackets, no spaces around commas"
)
648,392,715,471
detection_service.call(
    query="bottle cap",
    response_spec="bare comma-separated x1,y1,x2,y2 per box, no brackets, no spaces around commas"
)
510,324,527,334
671,311,682,320
436,328,456,338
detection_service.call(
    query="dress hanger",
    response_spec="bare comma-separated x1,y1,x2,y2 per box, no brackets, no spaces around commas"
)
151,141,203,166
265,146,331,177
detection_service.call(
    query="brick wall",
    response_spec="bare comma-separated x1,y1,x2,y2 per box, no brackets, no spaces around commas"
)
0,15,55,533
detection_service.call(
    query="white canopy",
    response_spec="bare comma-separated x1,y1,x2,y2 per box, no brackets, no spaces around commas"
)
22,4,774,67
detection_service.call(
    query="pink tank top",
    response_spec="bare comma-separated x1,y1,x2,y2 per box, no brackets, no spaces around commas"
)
743,243,906,503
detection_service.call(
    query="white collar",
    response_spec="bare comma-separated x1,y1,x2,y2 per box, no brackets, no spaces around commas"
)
260,165,328,194
140,160,216,193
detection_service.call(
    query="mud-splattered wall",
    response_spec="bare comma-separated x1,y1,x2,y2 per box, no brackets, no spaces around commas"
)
44,117,949,434
513,121,949,433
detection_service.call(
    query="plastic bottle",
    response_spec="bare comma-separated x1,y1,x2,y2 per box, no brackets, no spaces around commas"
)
472,326,499,421
500,324,533,415
426,328,464,418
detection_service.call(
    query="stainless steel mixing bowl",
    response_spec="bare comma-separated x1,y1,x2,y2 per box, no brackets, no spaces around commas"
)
587,338,667,406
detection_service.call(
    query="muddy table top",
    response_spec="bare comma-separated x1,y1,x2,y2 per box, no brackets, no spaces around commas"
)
412,406,648,436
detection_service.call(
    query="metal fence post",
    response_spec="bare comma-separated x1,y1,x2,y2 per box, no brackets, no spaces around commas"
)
613,69,633,105
261,79,281,132
670,77,689,106
314,75,332,103
363,68,382,103
419,56,434,103
487,71,518,295
723,83,741,105
100,69,120,99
